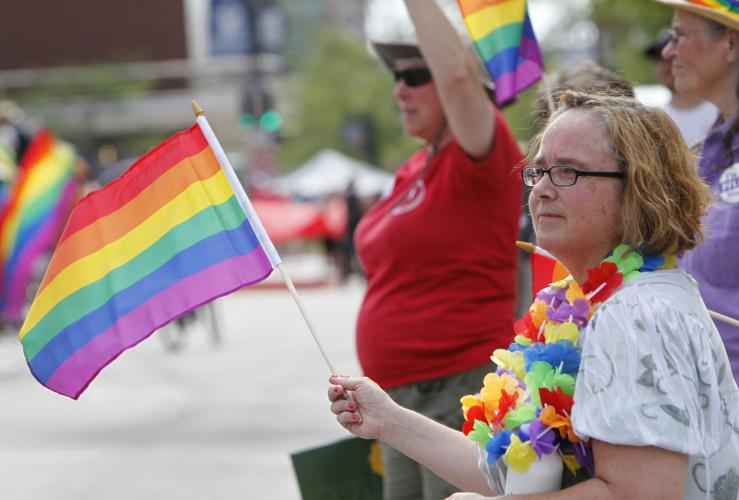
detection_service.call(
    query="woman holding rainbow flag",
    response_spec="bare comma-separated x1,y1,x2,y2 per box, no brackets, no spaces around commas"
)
353,0,524,497
329,91,739,499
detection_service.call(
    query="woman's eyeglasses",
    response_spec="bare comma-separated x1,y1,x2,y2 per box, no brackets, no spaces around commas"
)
522,165,625,187
666,27,718,46
393,68,433,88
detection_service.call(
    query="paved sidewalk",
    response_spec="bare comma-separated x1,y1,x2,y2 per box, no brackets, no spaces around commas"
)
0,280,364,500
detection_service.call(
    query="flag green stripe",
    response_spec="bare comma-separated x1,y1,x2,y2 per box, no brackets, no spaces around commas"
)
474,22,524,62
13,173,71,238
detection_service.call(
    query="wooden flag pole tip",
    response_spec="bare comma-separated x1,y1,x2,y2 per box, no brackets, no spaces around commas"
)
516,240,536,254
191,100,204,117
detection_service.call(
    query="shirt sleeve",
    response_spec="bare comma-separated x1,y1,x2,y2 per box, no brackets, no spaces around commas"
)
570,286,731,458
449,108,524,188
477,445,507,495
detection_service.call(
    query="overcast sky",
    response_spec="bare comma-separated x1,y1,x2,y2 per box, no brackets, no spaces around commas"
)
364,0,593,47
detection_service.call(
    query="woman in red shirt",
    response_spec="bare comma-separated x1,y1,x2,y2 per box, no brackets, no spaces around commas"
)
354,1,523,498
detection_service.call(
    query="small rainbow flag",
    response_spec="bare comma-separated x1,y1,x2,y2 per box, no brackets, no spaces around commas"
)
516,241,569,296
530,251,569,296
18,121,279,399
686,0,739,17
0,131,79,323
458,0,543,105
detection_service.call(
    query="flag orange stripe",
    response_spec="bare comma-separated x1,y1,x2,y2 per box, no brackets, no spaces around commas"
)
39,147,220,289
458,0,514,17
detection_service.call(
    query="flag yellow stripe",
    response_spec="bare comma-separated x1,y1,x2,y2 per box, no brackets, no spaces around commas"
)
464,0,525,41
19,170,234,338
39,146,220,292
1,143,75,258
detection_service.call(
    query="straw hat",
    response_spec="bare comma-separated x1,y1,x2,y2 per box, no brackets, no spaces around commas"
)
653,0,739,31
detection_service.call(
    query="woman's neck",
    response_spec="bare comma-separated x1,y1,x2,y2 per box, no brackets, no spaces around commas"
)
559,250,612,285
708,77,738,120
430,123,452,150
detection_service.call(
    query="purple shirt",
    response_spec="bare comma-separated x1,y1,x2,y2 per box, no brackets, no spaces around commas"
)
680,117,739,382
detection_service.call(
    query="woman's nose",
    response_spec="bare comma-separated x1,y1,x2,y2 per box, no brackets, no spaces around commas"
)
661,39,676,60
394,80,410,100
530,172,556,199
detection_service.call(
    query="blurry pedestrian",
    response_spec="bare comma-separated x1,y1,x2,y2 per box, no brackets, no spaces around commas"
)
0,100,30,164
655,0,739,382
643,27,717,148
338,180,362,282
353,0,523,498
534,60,635,127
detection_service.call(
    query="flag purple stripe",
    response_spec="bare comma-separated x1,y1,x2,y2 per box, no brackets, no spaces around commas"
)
44,248,272,399
488,31,543,104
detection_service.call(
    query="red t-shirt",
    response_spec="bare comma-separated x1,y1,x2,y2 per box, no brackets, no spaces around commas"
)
355,109,523,389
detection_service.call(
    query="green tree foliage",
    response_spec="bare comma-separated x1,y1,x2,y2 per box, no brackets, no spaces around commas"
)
278,28,417,171
591,0,673,84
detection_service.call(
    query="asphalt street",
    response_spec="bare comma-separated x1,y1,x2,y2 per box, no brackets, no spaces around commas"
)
0,279,364,500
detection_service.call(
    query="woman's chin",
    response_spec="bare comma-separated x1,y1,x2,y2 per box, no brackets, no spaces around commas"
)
534,235,561,257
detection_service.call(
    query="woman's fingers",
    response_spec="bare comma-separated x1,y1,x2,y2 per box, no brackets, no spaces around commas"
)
330,397,356,414
327,384,345,402
328,373,364,391
335,408,363,427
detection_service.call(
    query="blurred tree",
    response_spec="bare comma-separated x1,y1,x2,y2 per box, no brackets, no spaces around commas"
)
277,28,416,171
591,0,672,85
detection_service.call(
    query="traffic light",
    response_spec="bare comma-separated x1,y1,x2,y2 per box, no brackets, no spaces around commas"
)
240,88,281,134
259,109,282,133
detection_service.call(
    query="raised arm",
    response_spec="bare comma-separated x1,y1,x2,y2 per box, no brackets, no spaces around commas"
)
329,374,497,495
403,0,496,159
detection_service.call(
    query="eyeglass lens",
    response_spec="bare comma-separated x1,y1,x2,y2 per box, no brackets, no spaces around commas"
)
524,166,577,186
393,68,432,87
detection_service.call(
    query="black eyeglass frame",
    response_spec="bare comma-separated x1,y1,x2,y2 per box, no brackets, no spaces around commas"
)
392,68,433,88
521,165,626,187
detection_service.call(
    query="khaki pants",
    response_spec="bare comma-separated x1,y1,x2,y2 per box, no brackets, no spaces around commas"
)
380,364,494,500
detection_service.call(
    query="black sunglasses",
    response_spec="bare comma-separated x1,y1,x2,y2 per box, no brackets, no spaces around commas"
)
393,68,433,88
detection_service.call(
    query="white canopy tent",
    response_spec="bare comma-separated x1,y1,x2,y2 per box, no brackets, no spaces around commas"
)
261,149,393,199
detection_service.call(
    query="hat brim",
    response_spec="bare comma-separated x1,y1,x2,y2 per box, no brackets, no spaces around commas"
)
652,0,739,31
370,41,497,102
371,42,425,72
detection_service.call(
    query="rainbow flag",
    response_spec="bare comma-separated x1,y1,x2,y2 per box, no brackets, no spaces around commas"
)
531,251,569,296
458,0,543,105
18,122,278,399
686,0,739,18
0,131,79,323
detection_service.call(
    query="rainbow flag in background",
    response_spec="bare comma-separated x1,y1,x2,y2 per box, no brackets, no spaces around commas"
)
458,0,543,105
18,123,277,399
531,251,569,297
0,131,79,323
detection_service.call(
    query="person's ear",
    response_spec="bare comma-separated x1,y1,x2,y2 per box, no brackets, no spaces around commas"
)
724,29,738,64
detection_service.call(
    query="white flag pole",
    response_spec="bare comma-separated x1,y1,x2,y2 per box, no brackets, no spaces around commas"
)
192,100,339,374
517,240,739,328
709,310,739,329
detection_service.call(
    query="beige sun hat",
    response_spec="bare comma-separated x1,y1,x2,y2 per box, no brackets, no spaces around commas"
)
653,0,739,31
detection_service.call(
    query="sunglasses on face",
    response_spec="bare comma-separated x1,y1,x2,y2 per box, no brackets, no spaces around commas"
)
393,68,433,88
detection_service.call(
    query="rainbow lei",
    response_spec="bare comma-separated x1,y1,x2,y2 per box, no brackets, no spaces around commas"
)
461,245,676,475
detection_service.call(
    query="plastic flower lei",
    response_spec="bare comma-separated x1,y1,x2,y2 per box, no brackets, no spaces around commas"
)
460,245,676,476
